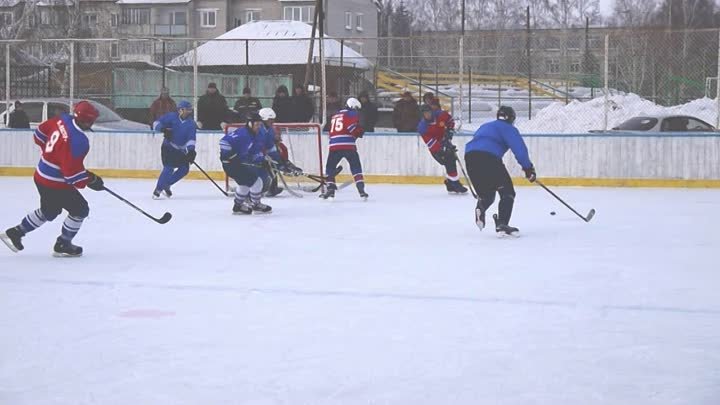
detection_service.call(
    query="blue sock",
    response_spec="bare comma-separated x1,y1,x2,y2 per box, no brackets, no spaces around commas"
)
20,209,48,234
167,164,189,187
156,166,175,191
60,215,84,242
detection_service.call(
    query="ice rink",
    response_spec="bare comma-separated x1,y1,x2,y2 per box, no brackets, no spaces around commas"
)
1,177,719,405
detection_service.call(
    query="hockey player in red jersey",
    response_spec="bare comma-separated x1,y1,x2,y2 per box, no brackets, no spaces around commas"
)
0,101,105,257
417,101,468,194
319,97,368,200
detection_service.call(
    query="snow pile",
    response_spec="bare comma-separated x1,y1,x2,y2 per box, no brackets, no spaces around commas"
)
515,94,719,134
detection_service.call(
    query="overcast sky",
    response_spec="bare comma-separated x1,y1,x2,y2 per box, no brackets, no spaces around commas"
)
599,0,614,16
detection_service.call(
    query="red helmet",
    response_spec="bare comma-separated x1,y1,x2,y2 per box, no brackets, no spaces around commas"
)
73,101,99,126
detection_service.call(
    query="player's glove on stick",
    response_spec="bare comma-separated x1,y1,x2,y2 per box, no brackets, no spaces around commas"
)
162,128,173,141
185,150,197,163
87,172,105,191
523,166,537,183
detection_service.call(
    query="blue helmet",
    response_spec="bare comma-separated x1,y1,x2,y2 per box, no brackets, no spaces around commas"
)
177,100,193,111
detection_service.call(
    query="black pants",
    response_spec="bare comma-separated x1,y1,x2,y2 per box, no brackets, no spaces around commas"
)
431,149,458,179
465,151,516,224
325,149,364,188
36,181,89,221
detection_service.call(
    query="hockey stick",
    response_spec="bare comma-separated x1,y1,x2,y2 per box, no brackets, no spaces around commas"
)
276,172,304,198
454,152,478,199
535,180,596,223
103,187,172,224
193,162,230,197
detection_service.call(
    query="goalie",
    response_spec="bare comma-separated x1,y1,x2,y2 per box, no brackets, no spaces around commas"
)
417,103,468,194
258,108,303,197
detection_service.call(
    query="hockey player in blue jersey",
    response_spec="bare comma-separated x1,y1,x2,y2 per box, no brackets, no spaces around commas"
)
152,100,197,199
464,106,536,237
219,111,272,215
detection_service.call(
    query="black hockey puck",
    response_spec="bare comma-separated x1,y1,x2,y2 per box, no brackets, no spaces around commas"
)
550,211,556,215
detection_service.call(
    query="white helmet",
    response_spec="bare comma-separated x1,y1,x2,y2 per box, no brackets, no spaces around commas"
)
346,97,362,110
259,107,276,121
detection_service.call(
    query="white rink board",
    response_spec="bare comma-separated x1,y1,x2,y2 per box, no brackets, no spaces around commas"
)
0,179,719,405
1,129,720,180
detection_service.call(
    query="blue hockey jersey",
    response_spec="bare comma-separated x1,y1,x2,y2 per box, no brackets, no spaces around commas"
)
465,119,533,169
219,126,265,164
153,112,197,153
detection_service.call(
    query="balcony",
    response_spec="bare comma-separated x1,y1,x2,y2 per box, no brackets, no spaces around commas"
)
154,24,188,37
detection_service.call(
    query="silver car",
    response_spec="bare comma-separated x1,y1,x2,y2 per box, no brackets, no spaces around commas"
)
1,98,147,131
612,115,716,132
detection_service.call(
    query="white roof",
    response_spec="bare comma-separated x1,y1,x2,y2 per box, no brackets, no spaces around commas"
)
116,0,189,4
0,0,21,7
169,20,371,69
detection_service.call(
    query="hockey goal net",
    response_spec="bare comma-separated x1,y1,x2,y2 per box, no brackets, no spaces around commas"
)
224,122,324,192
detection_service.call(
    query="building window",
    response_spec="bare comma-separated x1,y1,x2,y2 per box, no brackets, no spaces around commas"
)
122,41,152,55
283,6,314,23
82,13,97,27
111,13,119,26
199,10,217,28
0,12,12,25
111,43,120,59
345,12,351,30
171,11,186,25
121,8,150,25
356,13,363,31
234,17,242,27
245,9,260,23
81,44,97,59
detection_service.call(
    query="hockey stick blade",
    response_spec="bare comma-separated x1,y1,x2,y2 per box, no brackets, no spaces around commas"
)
103,187,173,224
585,208,596,222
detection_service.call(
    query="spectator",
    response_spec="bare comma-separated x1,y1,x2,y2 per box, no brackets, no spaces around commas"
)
323,91,342,131
422,92,435,107
430,97,442,113
393,91,420,132
197,82,228,130
149,87,176,127
272,85,293,123
8,101,30,128
233,87,262,118
357,90,378,133
290,85,314,122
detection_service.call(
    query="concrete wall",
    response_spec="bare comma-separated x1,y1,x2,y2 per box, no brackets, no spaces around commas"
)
2,130,719,186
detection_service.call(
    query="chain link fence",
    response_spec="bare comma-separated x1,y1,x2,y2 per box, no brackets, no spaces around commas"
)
2,28,719,133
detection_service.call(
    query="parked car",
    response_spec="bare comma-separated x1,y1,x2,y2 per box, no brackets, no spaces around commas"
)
0,98,147,131
611,115,716,132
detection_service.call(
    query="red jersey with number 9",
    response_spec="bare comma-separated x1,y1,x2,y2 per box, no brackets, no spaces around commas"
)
33,113,91,190
328,109,364,152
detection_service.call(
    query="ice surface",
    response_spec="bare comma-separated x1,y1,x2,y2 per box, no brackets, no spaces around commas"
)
1,177,719,405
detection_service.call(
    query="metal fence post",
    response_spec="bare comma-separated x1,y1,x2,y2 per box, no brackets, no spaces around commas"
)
245,39,249,87
162,40,166,89
458,36,464,124
435,64,439,94
526,6,532,120
468,65,472,123
716,30,720,129
603,34,609,132
193,40,198,122
69,41,74,108
418,68,422,101
5,44,10,121
340,39,344,99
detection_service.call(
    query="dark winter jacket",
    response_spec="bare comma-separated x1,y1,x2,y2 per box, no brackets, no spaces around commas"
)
233,96,262,117
393,97,420,132
272,85,293,123
197,91,228,130
8,110,30,128
323,98,343,131
359,97,378,133
291,87,314,122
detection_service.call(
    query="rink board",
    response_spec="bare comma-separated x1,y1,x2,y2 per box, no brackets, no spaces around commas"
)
1,129,719,187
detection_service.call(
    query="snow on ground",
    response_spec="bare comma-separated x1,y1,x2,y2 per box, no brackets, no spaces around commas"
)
1,177,719,405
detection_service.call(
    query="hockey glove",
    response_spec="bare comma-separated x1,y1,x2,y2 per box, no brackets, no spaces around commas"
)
445,129,456,140
442,138,457,153
162,128,173,141
87,172,105,191
523,166,537,183
287,162,303,176
185,149,197,163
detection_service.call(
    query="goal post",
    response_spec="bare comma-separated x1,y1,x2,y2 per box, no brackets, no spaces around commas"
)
223,122,324,192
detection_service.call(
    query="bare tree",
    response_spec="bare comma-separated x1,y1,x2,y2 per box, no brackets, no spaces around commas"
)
541,0,602,28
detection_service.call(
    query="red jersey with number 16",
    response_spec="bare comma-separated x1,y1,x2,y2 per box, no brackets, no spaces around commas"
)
33,113,91,190
329,109,364,152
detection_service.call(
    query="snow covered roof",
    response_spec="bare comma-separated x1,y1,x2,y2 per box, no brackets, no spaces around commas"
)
169,20,372,69
116,0,190,4
0,0,21,7
36,0,74,6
